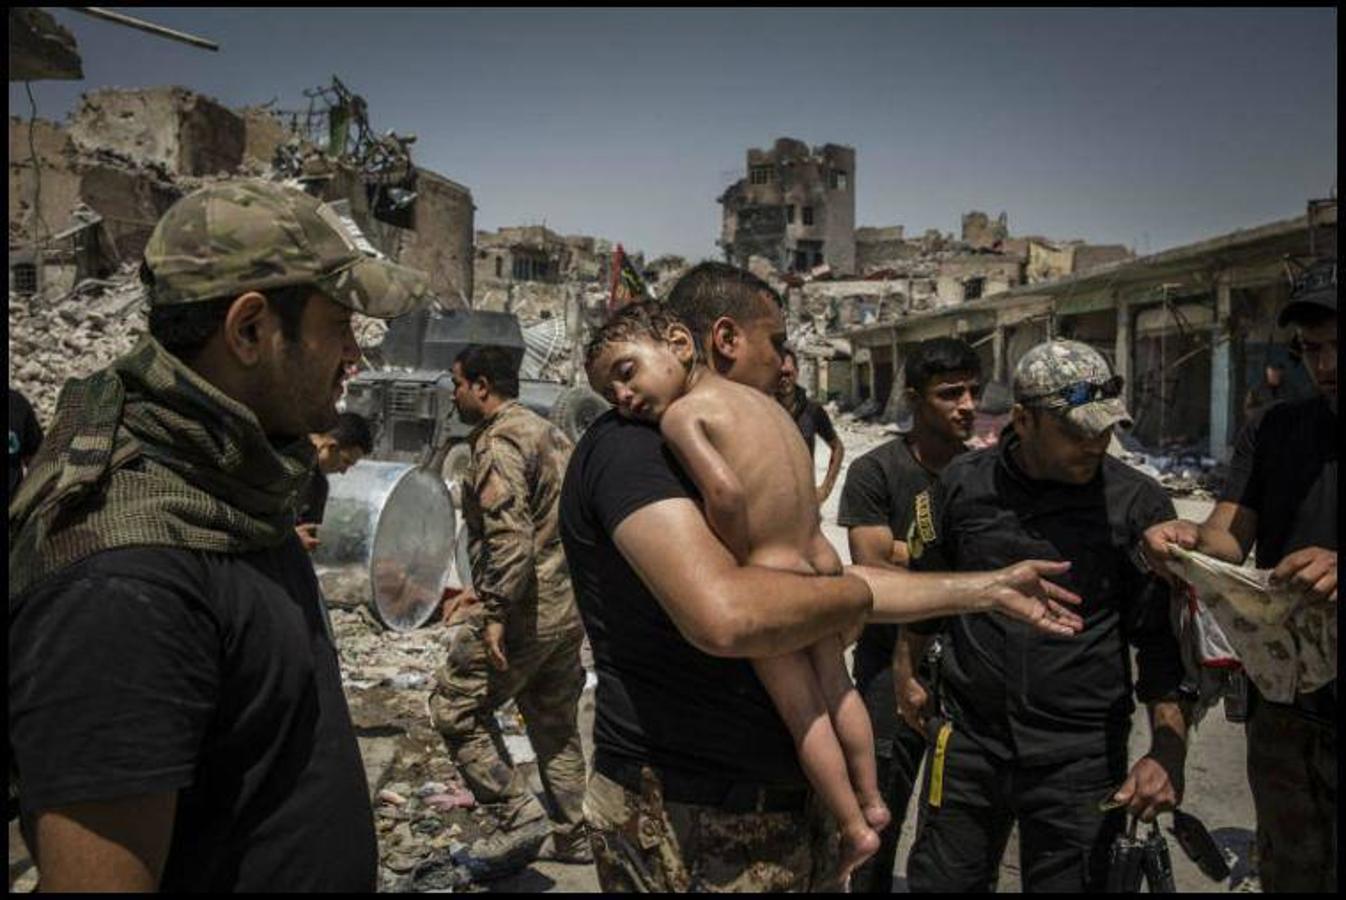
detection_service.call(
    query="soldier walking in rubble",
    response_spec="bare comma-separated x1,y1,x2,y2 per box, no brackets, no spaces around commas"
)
430,344,590,877
8,180,431,891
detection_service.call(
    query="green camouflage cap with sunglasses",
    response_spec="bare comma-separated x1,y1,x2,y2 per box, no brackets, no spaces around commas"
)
1013,339,1132,438
141,179,431,318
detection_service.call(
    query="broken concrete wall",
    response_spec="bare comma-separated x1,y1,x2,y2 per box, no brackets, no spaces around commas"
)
69,87,246,177
936,254,1023,303
239,106,289,168
1072,244,1133,274
10,116,181,262
395,169,474,306
855,225,918,274
961,210,1009,250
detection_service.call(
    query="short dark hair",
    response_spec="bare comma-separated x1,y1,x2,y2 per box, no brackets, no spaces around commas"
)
665,261,783,350
454,344,520,399
147,284,311,361
584,303,694,374
904,337,982,394
328,412,373,453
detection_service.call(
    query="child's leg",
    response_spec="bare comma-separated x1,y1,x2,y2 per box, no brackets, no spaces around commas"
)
753,652,880,876
808,634,890,831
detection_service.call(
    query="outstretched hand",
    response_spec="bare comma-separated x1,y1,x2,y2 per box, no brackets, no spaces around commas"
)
989,560,1085,635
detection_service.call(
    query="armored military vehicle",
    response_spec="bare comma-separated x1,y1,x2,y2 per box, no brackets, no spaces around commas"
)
343,307,608,488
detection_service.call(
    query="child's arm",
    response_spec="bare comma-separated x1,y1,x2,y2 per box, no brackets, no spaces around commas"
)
660,402,752,563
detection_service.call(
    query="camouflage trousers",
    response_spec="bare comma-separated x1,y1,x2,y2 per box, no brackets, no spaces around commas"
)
1246,697,1337,892
583,768,844,892
430,619,587,840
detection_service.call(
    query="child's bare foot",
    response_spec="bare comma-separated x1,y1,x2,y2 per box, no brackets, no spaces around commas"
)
862,798,891,831
838,823,881,879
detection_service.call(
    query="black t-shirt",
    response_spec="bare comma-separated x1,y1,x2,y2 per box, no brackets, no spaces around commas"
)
908,436,1183,765
788,386,838,459
298,466,330,525
9,541,377,892
8,388,43,502
1222,396,1338,570
559,410,805,786
1220,395,1337,715
836,436,941,682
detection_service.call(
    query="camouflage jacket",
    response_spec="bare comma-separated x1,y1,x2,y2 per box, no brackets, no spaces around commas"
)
464,400,580,638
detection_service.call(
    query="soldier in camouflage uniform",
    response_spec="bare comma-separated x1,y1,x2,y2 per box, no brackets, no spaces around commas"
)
8,180,430,891
429,344,589,874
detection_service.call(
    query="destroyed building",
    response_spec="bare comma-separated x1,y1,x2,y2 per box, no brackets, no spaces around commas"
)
472,224,651,322
10,83,476,305
9,82,477,422
718,137,856,275
844,200,1336,469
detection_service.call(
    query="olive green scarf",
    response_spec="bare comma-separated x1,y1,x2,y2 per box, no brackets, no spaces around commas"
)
9,337,315,598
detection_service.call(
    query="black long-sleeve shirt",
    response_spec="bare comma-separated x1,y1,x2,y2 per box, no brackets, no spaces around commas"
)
909,434,1183,765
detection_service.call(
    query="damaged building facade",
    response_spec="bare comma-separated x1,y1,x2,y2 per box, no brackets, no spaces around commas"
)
842,201,1336,462
9,84,475,306
718,138,856,274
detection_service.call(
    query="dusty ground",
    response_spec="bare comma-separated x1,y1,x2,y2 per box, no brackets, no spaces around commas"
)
6,420,1260,894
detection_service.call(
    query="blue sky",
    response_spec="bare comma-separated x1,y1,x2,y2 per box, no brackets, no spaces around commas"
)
11,7,1337,262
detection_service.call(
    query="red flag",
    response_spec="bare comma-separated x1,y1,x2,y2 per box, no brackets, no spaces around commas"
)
607,244,653,315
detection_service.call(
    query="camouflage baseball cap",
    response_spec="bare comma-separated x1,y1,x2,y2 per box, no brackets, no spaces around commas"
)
142,179,430,318
1013,339,1132,438
1278,258,1336,327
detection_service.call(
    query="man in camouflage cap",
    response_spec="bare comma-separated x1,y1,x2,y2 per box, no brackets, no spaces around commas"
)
9,180,430,891
901,338,1189,892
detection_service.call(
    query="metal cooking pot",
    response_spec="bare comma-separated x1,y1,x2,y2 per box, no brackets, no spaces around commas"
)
312,460,457,631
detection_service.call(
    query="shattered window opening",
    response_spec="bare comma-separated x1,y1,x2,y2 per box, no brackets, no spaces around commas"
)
12,262,38,295
750,165,774,186
802,206,815,226
787,205,796,224
830,169,848,190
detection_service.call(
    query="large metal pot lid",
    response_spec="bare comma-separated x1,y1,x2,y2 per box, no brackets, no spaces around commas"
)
315,460,457,631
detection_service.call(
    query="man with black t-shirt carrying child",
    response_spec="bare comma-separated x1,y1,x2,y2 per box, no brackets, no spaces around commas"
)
560,262,1089,891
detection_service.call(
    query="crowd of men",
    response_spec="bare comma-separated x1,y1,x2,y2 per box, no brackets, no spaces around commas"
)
7,179,1337,893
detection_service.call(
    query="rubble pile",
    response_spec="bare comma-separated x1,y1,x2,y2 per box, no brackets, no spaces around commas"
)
1114,442,1222,499
8,263,148,423
325,571,596,892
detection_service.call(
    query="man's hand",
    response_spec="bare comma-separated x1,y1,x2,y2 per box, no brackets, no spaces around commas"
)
1141,519,1200,582
988,560,1085,635
895,676,930,732
1112,756,1182,823
1271,546,1337,603
440,587,479,625
295,523,320,553
484,620,508,671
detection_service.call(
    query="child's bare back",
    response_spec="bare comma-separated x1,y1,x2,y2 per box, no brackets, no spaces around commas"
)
659,372,842,577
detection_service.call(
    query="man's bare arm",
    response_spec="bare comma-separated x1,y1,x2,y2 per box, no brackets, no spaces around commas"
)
34,792,177,891
848,560,1084,634
613,498,871,658
893,628,934,731
1141,500,1257,574
848,524,902,571
660,405,752,562
817,436,845,504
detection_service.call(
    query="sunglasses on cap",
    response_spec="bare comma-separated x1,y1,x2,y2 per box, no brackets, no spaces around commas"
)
1021,374,1124,409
